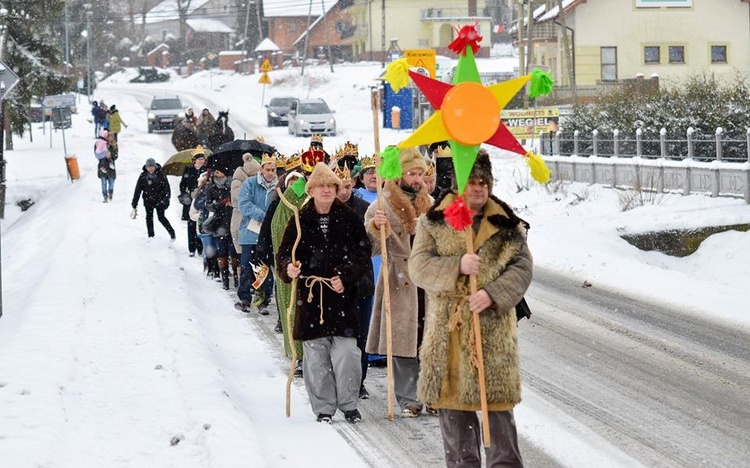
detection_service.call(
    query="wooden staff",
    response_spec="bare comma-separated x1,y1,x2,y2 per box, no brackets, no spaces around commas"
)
463,213,491,447
277,187,302,418
371,88,395,421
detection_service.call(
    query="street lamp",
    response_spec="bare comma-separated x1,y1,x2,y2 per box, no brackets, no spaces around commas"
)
83,4,92,102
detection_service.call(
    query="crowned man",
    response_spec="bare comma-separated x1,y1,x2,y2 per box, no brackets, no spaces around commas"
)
365,147,433,417
353,156,378,204
271,147,326,376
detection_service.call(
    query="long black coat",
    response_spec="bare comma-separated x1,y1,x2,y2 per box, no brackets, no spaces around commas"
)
345,194,375,299
205,177,232,237
132,164,170,209
179,165,206,220
276,199,371,342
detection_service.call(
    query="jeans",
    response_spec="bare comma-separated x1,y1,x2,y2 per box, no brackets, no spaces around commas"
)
100,177,115,196
198,233,216,261
237,244,257,303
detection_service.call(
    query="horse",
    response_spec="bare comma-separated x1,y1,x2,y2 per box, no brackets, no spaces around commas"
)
207,111,235,151
171,119,199,151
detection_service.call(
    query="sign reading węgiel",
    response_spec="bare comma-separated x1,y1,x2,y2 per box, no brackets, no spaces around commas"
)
500,108,559,139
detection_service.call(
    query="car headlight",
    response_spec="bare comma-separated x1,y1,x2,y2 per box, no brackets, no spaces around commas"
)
148,112,155,119
178,112,185,119
328,118,335,125
270,111,278,117
299,119,306,125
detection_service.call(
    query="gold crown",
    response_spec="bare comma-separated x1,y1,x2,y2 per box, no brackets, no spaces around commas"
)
301,148,326,173
424,161,436,178
310,134,324,144
436,145,452,158
255,135,265,143
285,154,302,171
276,154,287,167
342,141,358,156
261,153,276,166
333,164,351,181
359,156,376,170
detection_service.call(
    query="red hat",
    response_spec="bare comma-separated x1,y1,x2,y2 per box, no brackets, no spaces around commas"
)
300,148,326,173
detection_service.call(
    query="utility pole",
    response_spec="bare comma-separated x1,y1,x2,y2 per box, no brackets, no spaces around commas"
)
321,0,333,72
64,2,70,72
525,0,534,75
84,4,92,102
380,0,385,68
301,0,313,75
555,0,577,102
243,1,250,62
517,1,525,80
255,1,263,45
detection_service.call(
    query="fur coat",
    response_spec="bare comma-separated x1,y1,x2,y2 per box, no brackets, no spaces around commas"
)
364,180,432,358
409,193,533,410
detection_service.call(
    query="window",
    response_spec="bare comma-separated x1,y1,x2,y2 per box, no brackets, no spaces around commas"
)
601,47,617,81
644,46,660,64
711,45,727,63
668,46,685,64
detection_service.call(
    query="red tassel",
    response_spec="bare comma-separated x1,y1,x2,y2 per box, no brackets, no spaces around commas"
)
444,197,475,231
448,25,483,56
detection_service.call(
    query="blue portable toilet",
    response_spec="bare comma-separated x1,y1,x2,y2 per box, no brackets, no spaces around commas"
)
382,82,413,129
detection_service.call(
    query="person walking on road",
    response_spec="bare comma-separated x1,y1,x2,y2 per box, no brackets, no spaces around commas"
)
410,149,532,468
107,104,127,141
179,146,208,256
131,158,175,240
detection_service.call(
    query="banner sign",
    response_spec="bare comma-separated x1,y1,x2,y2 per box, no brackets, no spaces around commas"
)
500,108,559,139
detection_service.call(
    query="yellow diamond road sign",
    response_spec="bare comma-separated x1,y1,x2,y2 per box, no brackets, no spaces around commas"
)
258,72,271,85
260,59,272,72
405,49,436,79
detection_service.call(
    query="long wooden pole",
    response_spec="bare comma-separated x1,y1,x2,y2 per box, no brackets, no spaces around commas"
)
371,88,395,421
464,219,491,447
278,187,302,417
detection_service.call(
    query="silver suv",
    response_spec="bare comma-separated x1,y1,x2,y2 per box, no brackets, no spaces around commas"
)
287,98,336,137
147,95,184,133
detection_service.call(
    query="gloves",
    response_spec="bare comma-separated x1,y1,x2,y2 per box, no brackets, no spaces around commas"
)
130,208,138,219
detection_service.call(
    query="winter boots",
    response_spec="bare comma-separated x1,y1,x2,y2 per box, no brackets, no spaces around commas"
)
218,257,230,290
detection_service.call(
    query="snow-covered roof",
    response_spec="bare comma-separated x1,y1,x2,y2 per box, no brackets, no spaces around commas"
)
263,0,333,18
538,0,583,22
254,38,280,52
136,0,211,24
186,18,233,34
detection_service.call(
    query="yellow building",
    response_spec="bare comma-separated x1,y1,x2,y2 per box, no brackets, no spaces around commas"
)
344,0,494,61
532,0,750,86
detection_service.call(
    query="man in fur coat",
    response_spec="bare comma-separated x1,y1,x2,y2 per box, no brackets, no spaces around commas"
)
365,147,433,417
276,163,371,424
409,149,532,467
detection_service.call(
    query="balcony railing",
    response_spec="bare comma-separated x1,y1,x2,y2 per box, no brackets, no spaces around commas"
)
420,8,491,20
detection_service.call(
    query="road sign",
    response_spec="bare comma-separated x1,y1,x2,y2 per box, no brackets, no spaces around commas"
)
405,49,436,79
258,72,271,85
0,61,20,101
42,94,76,109
259,59,273,73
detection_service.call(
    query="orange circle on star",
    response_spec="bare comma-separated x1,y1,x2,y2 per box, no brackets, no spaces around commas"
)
441,82,501,146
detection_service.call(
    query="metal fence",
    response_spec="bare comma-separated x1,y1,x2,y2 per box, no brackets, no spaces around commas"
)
539,127,750,203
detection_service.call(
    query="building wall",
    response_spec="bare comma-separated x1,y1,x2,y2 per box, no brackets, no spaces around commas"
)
267,17,311,54
347,0,492,61
563,0,750,85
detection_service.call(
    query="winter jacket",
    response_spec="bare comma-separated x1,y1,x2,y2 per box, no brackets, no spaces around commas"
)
345,194,375,299
276,199,371,342
97,139,118,179
230,159,261,252
410,193,533,411
179,165,207,221
238,172,277,246
205,175,233,238
364,180,432,358
94,129,109,159
108,110,125,134
255,196,279,267
132,164,170,209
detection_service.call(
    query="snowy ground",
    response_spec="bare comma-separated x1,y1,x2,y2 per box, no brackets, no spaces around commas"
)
0,61,749,467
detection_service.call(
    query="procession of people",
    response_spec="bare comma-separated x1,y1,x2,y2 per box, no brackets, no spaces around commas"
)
99,91,535,467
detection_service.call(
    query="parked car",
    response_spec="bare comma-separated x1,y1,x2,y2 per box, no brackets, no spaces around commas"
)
266,96,295,127
287,98,336,137
147,95,184,133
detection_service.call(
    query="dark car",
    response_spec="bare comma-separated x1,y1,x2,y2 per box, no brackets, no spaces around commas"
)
266,96,295,127
147,95,184,133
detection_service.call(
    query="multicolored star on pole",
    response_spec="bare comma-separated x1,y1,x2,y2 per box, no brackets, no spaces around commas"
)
383,25,553,229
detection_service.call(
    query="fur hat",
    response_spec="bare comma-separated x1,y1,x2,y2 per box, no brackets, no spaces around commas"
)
399,147,427,174
305,162,342,195
451,148,493,193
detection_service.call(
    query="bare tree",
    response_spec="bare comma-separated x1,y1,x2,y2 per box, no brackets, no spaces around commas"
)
556,0,576,102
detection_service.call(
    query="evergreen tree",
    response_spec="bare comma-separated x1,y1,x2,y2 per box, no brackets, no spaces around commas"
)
1,0,72,136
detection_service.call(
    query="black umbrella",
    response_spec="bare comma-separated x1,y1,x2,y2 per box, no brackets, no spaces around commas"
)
208,139,277,174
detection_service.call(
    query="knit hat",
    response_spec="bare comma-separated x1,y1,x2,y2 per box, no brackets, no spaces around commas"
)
399,147,427,174
305,162,342,195
110,104,116,112
145,158,157,167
